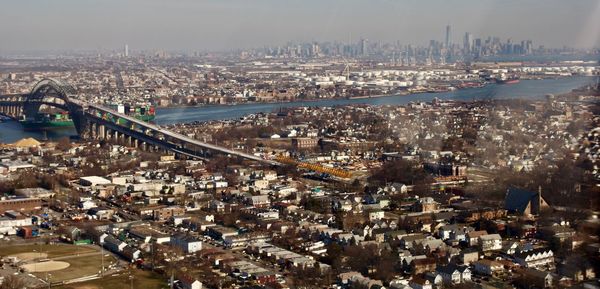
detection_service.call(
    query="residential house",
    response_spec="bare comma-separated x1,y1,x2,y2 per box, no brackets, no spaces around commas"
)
153,206,185,221
473,259,504,276
400,233,427,250
424,272,443,287
409,277,432,289
459,249,479,265
516,268,554,288
438,224,474,242
172,233,203,253
538,225,576,248
414,197,439,213
558,258,596,281
339,271,385,289
87,207,115,220
179,275,203,289
479,234,502,251
513,248,555,269
466,230,488,246
120,246,142,263
435,263,471,284
249,195,270,208
410,258,437,274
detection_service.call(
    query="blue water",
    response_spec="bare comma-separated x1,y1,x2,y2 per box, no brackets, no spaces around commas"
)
154,76,597,125
0,76,597,143
0,120,76,143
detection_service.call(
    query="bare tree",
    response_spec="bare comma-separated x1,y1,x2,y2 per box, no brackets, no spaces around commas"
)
0,275,25,289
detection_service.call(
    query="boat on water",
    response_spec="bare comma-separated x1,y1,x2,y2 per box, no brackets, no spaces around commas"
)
20,104,156,130
495,73,520,85
20,112,73,130
455,81,485,89
496,78,520,85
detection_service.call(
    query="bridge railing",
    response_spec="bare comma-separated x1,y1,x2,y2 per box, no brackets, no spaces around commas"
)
83,103,279,165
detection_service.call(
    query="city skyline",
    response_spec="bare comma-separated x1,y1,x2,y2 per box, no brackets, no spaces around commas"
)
0,1,599,288
0,0,599,53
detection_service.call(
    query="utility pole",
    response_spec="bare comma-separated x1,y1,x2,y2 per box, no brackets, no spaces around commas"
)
100,241,105,277
33,249,37,272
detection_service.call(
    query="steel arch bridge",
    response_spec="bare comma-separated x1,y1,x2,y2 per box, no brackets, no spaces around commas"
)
0,78,78,125
21,78,89,135
0,79,279,165
24,78,74,113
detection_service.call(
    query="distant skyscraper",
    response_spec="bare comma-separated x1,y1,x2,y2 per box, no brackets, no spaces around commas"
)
124,44,129,57
360,38,368,56
445,25,451,47
464,32,473,53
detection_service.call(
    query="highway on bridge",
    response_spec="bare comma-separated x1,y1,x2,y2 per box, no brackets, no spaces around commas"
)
0,79,280,166
81,101,279,165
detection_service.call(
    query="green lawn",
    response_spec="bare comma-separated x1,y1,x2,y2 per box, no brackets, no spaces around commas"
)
56,269,168,289
0,244,97,258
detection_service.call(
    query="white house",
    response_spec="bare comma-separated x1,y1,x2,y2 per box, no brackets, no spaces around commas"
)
479,234,502,251
514,248,554,269
436,264,471,284
180,276,202,289
172,233,203,253
369,210,385,221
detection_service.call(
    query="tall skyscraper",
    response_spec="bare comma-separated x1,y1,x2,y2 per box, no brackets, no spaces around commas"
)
360,38,368,56
124,44,129,57
445,25,451,48
464,32,473,53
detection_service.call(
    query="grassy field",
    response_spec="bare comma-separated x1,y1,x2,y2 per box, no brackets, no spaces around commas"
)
0,244,97,258
55,269,168,289
34,254,114,282
0,243,116,283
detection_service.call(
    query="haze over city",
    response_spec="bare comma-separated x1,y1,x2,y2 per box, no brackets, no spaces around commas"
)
1,0,600,52
0,1,599,289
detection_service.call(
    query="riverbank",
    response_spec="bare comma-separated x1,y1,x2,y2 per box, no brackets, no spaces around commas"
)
1,76,597,143
155,75,593,110
154,76,598,125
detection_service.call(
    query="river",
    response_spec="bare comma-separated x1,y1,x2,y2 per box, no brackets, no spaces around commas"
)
0,76,597,143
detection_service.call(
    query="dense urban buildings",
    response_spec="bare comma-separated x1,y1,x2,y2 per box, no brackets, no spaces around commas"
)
0,1,599,289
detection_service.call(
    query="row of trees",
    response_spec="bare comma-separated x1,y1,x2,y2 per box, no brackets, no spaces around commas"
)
369,159,433,185
0,171,70,195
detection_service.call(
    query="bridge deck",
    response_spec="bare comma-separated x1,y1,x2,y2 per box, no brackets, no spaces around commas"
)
82,101,278,165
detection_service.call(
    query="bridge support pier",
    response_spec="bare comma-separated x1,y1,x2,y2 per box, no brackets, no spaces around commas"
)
89,123,96,139
10,106,17,118
99,125,106,140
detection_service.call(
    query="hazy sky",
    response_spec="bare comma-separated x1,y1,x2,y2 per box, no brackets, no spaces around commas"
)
1,0,599,52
